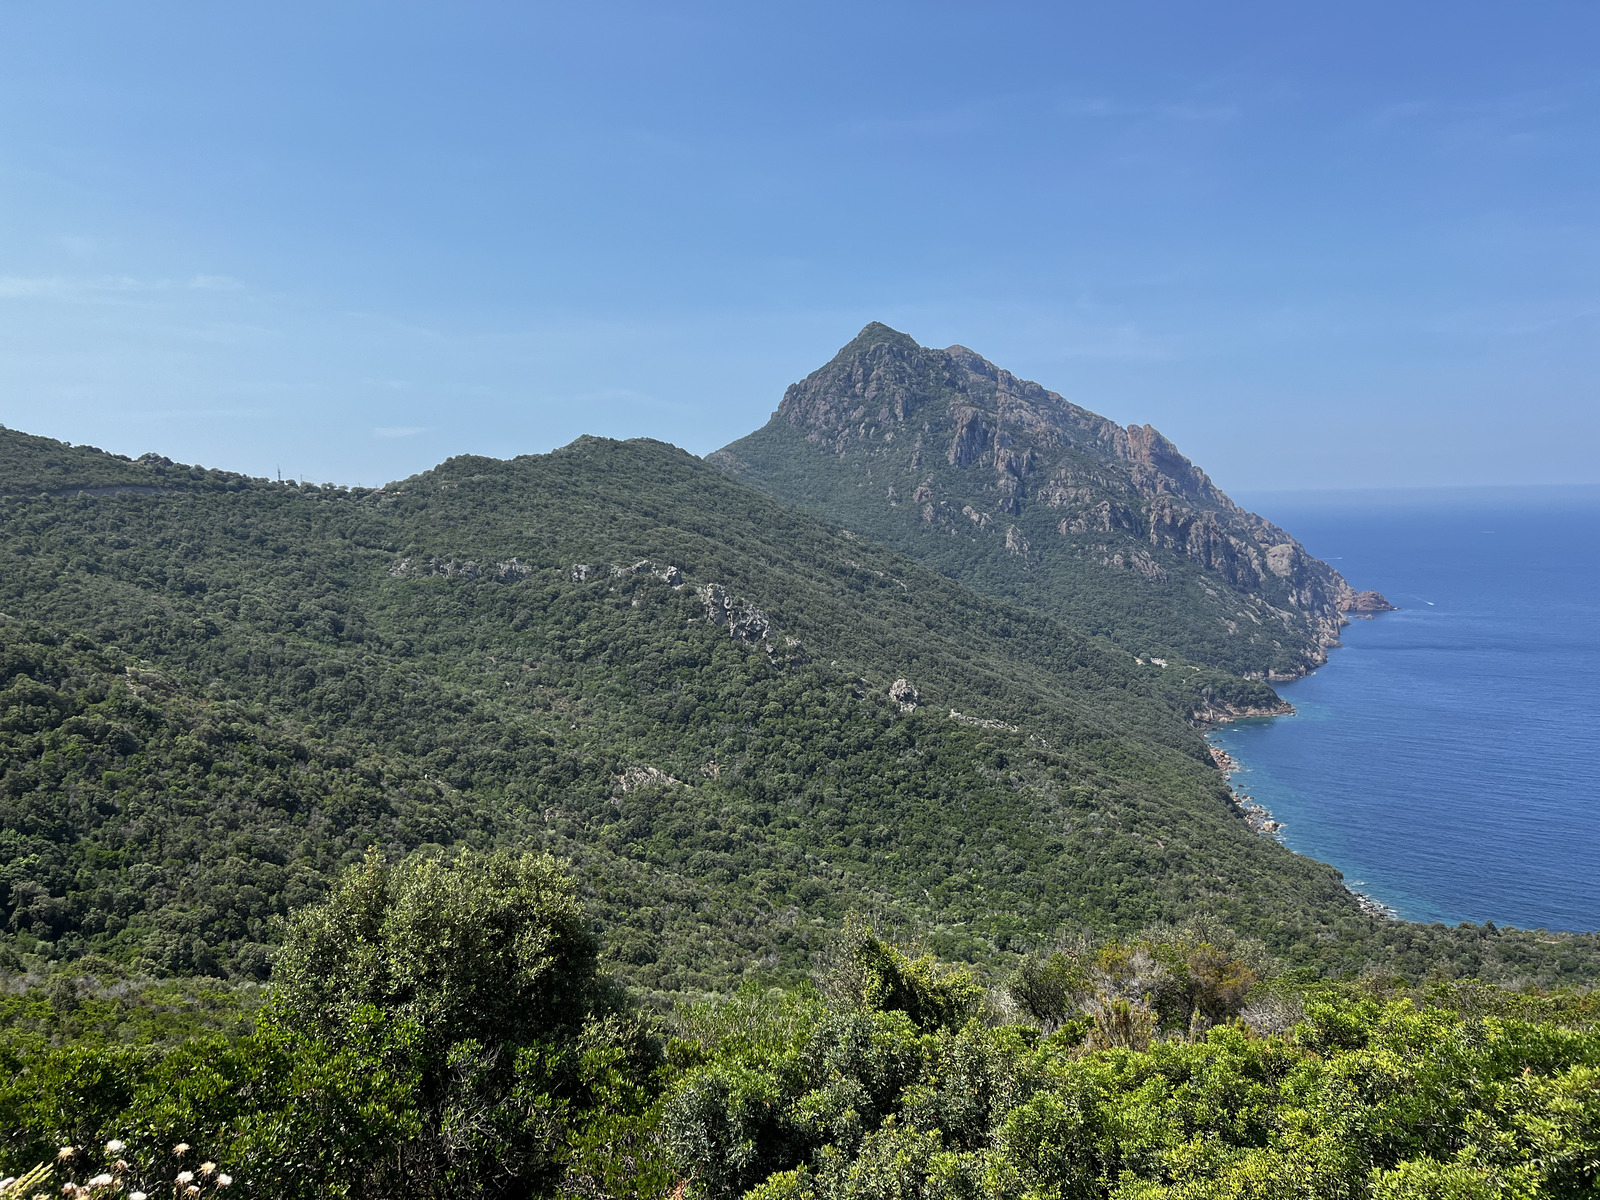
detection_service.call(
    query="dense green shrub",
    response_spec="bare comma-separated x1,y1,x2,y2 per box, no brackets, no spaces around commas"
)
0,851,673,1199
665,933,1600,1200
269,848,665,1197
2,427,1598,1197
1,896,1595,1198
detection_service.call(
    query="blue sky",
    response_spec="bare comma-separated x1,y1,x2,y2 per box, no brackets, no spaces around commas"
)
1,2,1596,490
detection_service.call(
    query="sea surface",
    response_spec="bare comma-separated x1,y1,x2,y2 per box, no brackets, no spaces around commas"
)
1211,486,1600,934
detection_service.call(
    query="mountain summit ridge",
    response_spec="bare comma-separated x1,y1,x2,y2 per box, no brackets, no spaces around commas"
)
713,323,1391,679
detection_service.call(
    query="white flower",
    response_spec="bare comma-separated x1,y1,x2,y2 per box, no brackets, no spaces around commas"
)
174,1172,194,1185
215,1176,232,1188
172,1144,190,1157
104,1141,125,1154
198,1163,215,1176
87,1176,114,1189
131,1192,147,1200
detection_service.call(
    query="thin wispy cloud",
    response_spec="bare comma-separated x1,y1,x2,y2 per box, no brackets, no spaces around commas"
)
539,387,690,412
1368,99,1434,129
844,88,1238,141
1425,302,1600,339
1057,97,1239,123
0,274,245,300
1363,87,1586,149
845,105,989,138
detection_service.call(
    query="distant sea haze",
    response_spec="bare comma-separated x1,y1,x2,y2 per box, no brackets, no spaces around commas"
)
1212,486,1600,934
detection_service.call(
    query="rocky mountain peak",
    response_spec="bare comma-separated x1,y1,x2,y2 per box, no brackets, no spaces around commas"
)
780,324,1237,512
715,324,1393,679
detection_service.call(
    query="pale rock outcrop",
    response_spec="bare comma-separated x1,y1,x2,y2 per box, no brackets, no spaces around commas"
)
615,765,681,794
391,556,532,582
697,583,779,646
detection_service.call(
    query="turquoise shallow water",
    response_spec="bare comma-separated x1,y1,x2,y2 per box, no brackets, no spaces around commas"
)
1211,487,1600,934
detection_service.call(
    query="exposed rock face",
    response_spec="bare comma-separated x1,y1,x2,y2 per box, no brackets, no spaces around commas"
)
391,555,532,582
696,583,809,668
712,323,1391,677
612,558,683,586
614,765,681,794
889,678,919,711
698,583,774,644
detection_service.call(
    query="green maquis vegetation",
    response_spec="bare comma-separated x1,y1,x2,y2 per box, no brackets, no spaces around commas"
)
0,856,1594,1199
665,922,1600,1200
1,424,1598,1195
1,426,1594,992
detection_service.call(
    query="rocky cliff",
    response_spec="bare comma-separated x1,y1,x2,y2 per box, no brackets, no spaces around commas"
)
713,323,1391,678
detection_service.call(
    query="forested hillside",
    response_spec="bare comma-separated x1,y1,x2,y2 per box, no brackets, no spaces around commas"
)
1,426,1594,995
712,324,1393,680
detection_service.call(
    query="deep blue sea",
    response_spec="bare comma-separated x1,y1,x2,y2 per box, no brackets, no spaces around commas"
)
1210,486,1600,934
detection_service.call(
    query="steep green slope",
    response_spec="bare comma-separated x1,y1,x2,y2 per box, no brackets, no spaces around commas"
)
712,324,1392,680
1,430,1592,993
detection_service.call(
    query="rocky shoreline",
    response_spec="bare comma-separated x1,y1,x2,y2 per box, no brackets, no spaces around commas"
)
1341,588,1398,614
1203,594,1406,922
1208,739,1399,921
1347,889,1399,920
1208,742,1286,839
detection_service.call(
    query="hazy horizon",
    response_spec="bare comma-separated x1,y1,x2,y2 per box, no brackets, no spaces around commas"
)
3,3,1596,492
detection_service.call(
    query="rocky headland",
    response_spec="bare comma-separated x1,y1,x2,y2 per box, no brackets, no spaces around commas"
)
1340,587,1397,613
1192,693,1295,726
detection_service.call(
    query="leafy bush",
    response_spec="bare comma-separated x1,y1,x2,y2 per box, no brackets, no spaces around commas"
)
269,847,664,1196
666,939,1600,1200
0,852,673,1199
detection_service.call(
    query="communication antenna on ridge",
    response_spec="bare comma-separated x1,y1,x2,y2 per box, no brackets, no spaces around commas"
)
276,465,282,483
